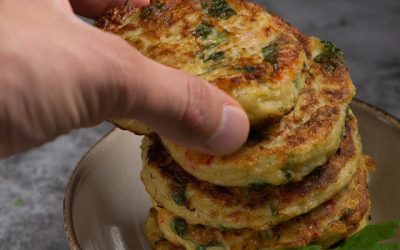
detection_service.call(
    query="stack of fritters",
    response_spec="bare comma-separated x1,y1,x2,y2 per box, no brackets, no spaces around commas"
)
96,0,373,249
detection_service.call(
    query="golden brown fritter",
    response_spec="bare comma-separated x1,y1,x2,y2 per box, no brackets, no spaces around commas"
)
153,161,370,250
141,113,361,230
161,37,355,186
96,1,355,187
96,0,310,124
144,208,185,250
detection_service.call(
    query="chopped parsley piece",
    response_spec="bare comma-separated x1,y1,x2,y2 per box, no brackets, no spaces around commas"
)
243,66,258,72
171,183,187,207
205,0,236,19
270,203,278,216
203,51,225,62
193,23,214,39
345,106,350,118
140,2,165,18
200,32,229,52
314,40,345,71
262,43,279,70
211,31,229,44
218,224,229,232
235,65,259,73
284,170,293,181
154,2,165,9
203,43,219,50
171,217,188,238
15,198,25,207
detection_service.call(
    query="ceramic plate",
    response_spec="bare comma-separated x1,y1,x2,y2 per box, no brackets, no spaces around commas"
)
64,99,400,250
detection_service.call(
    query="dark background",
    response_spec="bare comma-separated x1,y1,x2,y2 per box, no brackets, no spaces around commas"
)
0,1,399,249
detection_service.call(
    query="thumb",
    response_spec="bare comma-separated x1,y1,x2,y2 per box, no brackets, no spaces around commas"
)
98,37,250,155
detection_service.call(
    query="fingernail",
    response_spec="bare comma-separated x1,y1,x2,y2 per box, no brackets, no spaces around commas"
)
206,105,249,155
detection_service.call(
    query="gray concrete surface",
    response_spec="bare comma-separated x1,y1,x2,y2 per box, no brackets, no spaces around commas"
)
0,1,399,249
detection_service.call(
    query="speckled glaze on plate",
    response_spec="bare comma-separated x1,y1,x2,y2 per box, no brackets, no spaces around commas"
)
63,99,400,250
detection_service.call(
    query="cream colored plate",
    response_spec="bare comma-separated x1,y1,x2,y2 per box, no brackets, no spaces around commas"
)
64,99,400,250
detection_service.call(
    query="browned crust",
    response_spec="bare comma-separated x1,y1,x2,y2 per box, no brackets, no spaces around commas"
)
263,165,370,248
279,115,357,204
95,2,134,31
95,0,311,101
127,0,313,59
175,50,354,176
146,114,358,211
156,165,370,249
145,208,185,250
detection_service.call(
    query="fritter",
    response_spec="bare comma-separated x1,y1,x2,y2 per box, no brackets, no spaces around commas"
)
145,211,369,250
141,113,361,230
144,208,184,250
154,161,370,250
96,0,309,124
162,37,355,186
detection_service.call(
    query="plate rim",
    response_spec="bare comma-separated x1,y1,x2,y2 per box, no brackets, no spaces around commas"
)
63,128,118,250
63,98,400,249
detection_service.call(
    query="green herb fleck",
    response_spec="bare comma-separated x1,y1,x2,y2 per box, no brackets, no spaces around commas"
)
203,51,225,62
249,182,268,188
196,246,206,250
218,224,229,232
314,40,345,71
235,65,259,73
200,32,229,51
194,23,214,39
212,31,229,44
203,43,219,50
270,203,278,216
171,184,187,207
140,2,165,18
15,198,25,207
154,2,165,9
284,170,293,181
294,74,302,90
345,106,350,118
262,43,279,70
205,0,236,19
171,217,188,238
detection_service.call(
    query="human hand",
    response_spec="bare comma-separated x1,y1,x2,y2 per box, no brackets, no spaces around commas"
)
0,0,249,158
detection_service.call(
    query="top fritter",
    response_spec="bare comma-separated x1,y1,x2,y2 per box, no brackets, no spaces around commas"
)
96,0,309,124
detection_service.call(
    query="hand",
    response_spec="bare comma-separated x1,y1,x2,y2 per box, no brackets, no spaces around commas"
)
0,0,249,158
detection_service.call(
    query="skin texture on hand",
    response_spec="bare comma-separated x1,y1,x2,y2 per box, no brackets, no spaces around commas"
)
0,0,249,158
